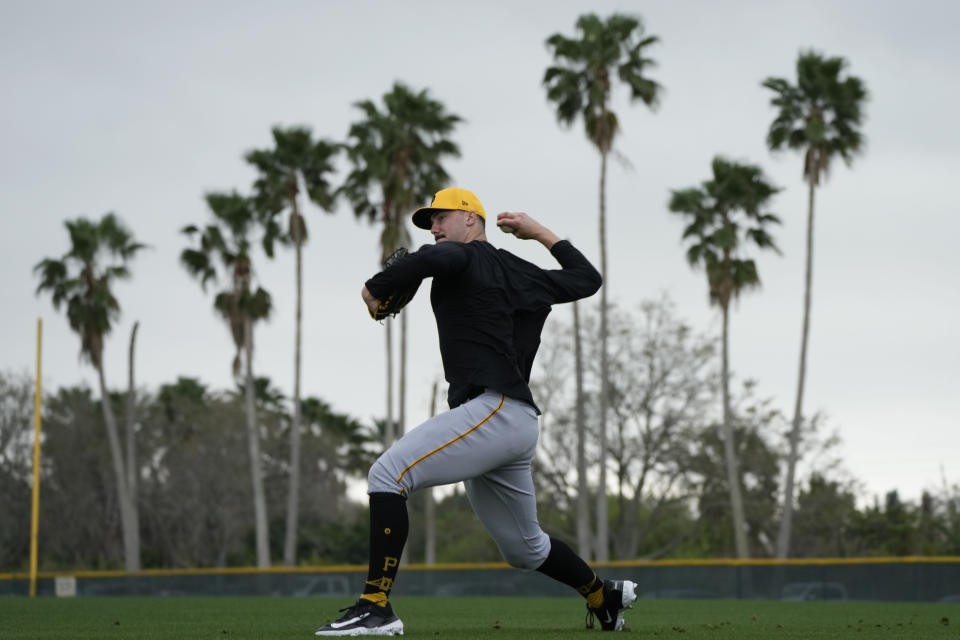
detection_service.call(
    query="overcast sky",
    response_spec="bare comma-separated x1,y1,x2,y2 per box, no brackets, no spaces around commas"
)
2,0,958,505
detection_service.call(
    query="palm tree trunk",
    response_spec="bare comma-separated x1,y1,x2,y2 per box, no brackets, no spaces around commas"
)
124,321,141,571
96,362,139,571
721,303,749,558
425,380,439,564
397,311,410,569
244,317,270,567
385,319,395,445
776,177,817,558
596,150,610,562
399,310,407,437
284,240,304,566
573,300,591,560
613,418,628,559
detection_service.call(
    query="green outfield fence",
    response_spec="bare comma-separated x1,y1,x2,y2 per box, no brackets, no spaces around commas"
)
2,558,959,602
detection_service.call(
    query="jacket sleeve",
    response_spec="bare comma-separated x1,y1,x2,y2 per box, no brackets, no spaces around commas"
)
543,240,603,303
365,242,468,300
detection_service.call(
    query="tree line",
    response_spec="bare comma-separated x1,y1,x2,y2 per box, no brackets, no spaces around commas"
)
0,371,374,570
2,300,958,571
14,11,928,571
529,300,959,560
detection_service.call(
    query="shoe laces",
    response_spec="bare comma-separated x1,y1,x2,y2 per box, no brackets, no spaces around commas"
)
337,599,373,618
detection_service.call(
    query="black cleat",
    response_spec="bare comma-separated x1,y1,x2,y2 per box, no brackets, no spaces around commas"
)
315,599,404,636
586,579,638,631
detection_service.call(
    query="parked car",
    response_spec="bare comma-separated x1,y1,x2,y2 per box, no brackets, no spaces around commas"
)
781,582,848,601
639,589,719,600
291,575,352,597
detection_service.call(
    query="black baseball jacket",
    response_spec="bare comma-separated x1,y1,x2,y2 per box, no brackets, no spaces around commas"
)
365,239,602,412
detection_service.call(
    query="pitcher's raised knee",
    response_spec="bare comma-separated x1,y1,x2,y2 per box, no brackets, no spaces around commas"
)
368,456,405,496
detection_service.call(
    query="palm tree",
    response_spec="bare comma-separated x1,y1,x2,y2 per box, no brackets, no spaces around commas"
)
180,191,274,568
340,81,461,446
544,12,661,561
668,156,781,558
763,50,867,559
245,125,339,567
33,213,145,570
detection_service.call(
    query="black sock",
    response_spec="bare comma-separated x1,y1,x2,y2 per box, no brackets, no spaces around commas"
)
362,492,409,602
535,536,603,599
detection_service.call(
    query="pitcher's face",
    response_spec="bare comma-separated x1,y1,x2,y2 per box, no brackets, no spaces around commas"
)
431,210,471,243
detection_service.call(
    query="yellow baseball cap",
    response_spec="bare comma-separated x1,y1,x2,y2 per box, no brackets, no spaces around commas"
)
412,187,486,230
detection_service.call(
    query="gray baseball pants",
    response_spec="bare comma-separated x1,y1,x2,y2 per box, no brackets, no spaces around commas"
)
368,390,551,570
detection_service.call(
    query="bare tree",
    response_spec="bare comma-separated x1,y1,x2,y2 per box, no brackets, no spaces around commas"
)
533,297,718,559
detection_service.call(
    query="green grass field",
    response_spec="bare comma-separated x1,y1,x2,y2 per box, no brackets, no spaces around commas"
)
0,596,956,639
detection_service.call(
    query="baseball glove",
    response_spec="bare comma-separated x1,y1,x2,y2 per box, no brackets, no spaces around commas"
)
370,247,419,321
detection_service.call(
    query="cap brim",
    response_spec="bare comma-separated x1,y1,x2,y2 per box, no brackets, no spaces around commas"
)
412,206,486,230
412,207,443,230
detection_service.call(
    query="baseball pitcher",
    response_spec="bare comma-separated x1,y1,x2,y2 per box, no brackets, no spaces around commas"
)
316,187,637,636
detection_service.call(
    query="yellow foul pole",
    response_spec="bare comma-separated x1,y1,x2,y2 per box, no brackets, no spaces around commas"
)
29,318,43,597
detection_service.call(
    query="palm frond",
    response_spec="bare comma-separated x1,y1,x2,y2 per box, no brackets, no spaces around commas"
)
670,157,781,306
730,259,761,294
180,248,217,291
246,124,341,227
102,264,131,282
341,81,461,243
246,286,273,322
544,12,661,151
35,213,142,367
261,216,285,258
33,257,68,297
763,50,868,182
